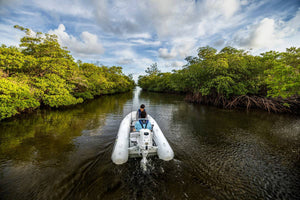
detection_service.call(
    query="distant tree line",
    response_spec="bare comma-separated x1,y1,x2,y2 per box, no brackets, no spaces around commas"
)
0,26,135,120
138,46,300,114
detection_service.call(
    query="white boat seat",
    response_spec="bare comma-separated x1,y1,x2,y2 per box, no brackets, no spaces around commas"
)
130,132,139,141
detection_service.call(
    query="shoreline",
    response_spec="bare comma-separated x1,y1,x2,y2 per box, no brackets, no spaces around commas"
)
0,89,134,122
185,93,300,115
141,89,300,115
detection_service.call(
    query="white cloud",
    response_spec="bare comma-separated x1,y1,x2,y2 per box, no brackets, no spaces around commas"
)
234,10,300,50
280,8,300,37
213,39,226,47
158,37,197,60
235,18,279,48
48,24,104,58
158,48,177,59
32,0,92,18
91,0,144,35
117,58,134,65
113,48,154,68
125,33,152,39
114,48,135,58
0,24,23,46
0,0,23,15
130,39,161,46
203,0,241,19
123,56,155,81
171,61,185,68
88,0,243,40
240,0,249,6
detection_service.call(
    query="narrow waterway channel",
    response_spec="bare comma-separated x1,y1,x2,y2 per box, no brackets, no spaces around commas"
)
0,87,299,200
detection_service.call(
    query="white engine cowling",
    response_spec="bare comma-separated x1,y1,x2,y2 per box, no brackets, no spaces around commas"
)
138,129,153,150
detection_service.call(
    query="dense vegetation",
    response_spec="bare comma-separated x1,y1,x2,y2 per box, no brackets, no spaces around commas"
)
138,46,300,114
0,26,134,120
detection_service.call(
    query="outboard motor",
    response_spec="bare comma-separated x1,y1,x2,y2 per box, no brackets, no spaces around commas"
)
138,129,153,167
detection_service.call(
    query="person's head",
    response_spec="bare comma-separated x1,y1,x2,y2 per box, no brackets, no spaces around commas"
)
140,110,147,118
140,104,145,111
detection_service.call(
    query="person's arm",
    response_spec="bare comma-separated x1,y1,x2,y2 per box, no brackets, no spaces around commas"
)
135,122,140,132
147,123,152,130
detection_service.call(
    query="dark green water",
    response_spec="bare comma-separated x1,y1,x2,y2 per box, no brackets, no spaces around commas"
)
0,87,299,200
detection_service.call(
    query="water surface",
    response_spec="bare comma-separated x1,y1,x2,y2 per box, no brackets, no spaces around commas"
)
0,87,299,200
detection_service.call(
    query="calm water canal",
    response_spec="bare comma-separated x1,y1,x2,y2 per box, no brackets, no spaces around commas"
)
0,87,299,200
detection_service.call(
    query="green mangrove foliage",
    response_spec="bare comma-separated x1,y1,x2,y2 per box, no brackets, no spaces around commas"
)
138,46,300,113
0,26,134,120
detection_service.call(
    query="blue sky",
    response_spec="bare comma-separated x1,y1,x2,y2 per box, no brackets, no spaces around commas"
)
0,0,299,79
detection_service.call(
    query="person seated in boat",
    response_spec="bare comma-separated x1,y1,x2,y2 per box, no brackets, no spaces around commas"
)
136,104,146,119
134,110,152,131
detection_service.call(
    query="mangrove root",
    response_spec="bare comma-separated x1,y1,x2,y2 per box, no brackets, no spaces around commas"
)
185,93,300,115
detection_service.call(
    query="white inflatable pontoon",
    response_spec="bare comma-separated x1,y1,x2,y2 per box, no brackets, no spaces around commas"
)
111,111,174,167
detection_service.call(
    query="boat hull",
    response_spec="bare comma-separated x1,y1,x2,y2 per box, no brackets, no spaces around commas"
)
111,111,174,165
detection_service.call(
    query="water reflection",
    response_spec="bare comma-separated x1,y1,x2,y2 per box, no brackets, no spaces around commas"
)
0,92,133,161
167,103,300,199
0,88,299,200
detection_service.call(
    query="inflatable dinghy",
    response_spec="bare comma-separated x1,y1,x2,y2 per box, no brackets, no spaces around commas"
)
111,111,174,167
